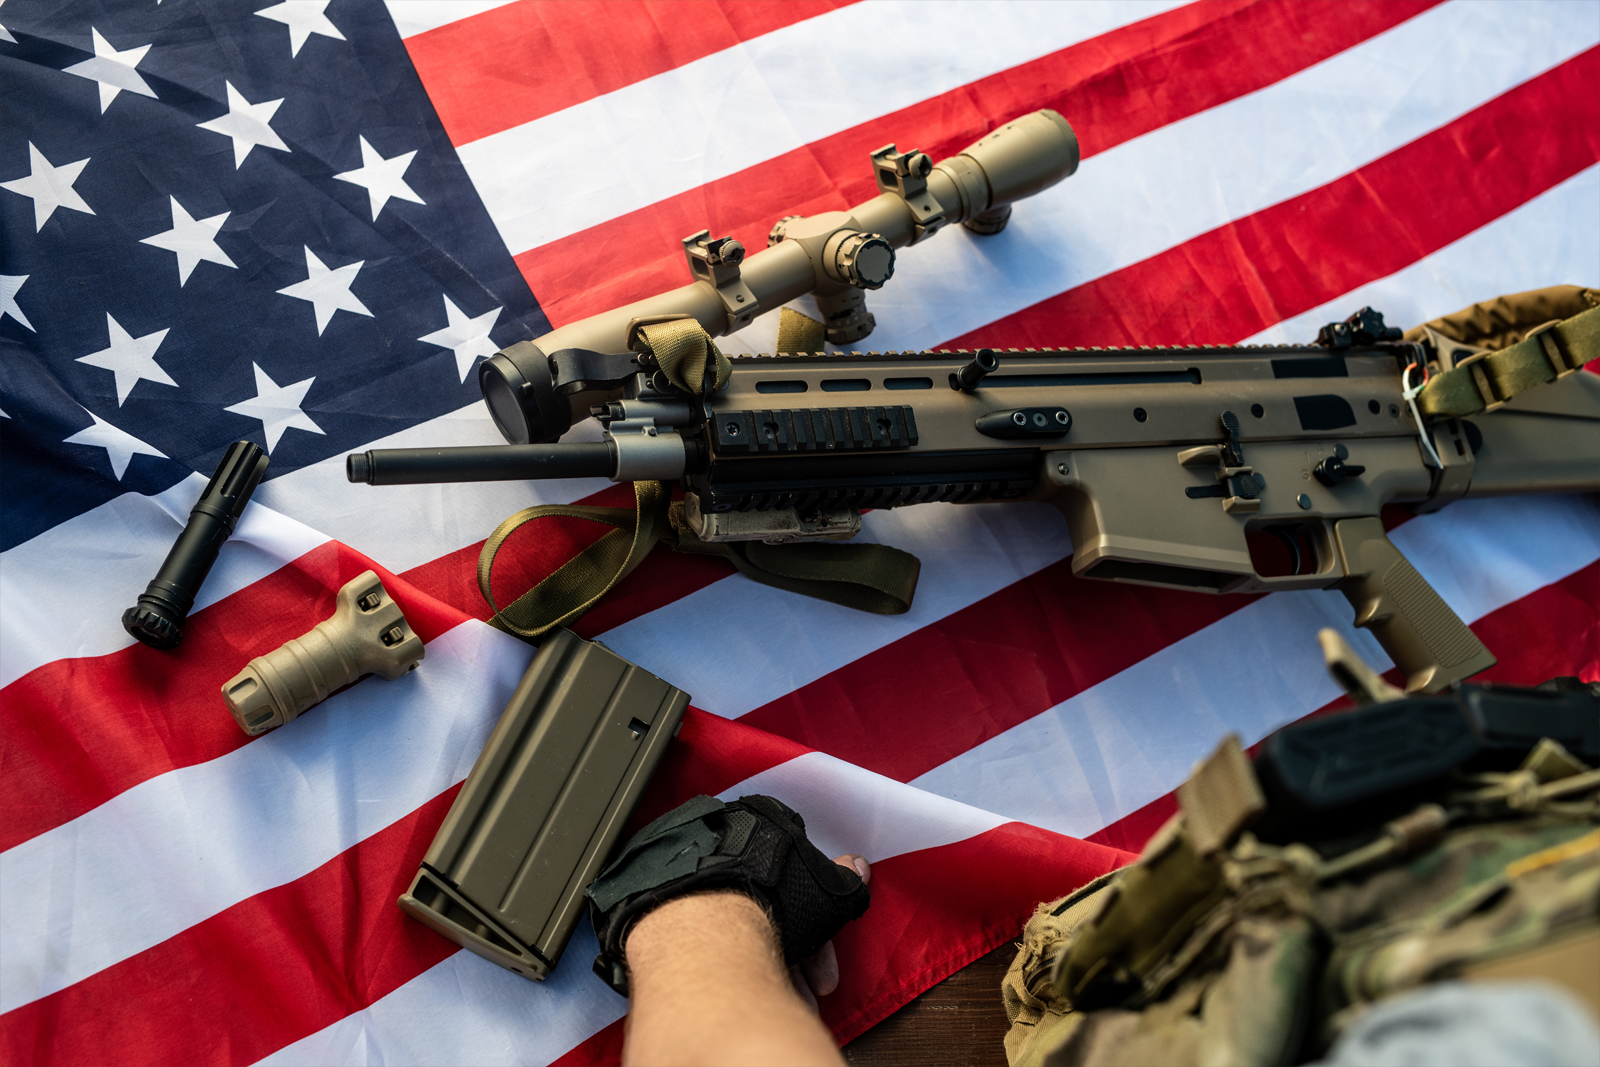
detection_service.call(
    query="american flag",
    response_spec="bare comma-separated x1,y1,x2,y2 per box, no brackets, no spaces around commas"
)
1,1,1596,1063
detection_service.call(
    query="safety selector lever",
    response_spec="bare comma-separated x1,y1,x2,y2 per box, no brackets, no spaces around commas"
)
1177,411,1267,513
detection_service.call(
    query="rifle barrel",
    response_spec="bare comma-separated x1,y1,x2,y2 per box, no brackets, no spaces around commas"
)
347,443,615,485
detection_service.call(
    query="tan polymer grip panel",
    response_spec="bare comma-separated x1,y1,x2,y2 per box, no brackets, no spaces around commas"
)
397,628,689,981
1333,517,1495,693
221,570,423,736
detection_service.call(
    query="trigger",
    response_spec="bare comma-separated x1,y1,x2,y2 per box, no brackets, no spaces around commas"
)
1268,525,1304,576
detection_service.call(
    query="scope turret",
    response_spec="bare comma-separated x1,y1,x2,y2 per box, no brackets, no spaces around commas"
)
479,109,1078,445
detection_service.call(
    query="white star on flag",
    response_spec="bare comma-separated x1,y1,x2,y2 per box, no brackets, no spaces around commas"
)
224,362,324,453
76,313,177,406
256,1,346,57
276,247,373,335
141,196,236,286
2,143,95,232
63,409,168,479
196,82,290,168
63,28,158,113
0,4,15,45
333,136,424,221
420,295,502,381
2,274,33,331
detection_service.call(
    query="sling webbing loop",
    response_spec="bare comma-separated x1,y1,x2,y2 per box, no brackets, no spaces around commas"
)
1418,303,1600,420
632,317,731,396
477,480,671,639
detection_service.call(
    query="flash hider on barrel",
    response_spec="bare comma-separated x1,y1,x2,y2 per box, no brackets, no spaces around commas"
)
479,109,1079,446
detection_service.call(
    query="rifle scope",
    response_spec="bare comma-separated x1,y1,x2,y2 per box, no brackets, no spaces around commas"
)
480,109,1079,446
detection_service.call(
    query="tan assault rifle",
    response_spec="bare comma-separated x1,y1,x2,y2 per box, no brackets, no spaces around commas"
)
351,294,1600,695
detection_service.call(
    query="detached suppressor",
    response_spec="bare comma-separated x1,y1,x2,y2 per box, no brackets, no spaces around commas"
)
123,440,268,649
398,629,689,980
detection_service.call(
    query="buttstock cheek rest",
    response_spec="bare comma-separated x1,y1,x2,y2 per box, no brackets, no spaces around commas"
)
221,570,424,736
1332,518,1495,694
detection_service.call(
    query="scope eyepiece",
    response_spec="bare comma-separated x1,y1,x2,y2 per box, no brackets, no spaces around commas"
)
479,341,573,445
123,440,269,649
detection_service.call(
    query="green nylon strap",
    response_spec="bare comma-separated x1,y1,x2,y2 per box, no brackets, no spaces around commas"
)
663,504,921,616
1419,303,1600,420
633,317,731,396
476,479,671,639
476,489,923,639
775,306,827,353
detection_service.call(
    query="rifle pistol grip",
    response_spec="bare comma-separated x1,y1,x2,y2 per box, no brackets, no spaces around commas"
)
1332,517,1495,694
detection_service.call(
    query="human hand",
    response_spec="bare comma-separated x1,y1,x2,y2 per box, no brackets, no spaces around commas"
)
790,854,871,1009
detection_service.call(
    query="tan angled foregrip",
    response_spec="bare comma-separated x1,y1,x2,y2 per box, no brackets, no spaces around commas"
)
1333,518,1495,694
221,570,425,735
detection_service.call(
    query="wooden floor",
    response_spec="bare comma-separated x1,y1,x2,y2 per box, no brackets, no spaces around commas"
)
842,943,1017,1067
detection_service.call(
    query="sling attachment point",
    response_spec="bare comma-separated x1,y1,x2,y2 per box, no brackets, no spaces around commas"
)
626,315,731,397
1417,302,1599,420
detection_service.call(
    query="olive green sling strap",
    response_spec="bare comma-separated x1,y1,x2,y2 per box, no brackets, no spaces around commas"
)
1413,288,1600,419
477,316,920,641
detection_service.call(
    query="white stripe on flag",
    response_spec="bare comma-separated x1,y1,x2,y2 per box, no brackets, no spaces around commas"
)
911,493,1600,832
0,621,534,1014
384,0,520,41
259,931,626,1067
1245,165,1600,346
459,0,1181,254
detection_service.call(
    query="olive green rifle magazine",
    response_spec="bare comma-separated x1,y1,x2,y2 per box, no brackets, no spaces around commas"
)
397,628,689,980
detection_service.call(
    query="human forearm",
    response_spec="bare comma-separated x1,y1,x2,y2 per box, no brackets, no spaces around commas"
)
623,890,845,1067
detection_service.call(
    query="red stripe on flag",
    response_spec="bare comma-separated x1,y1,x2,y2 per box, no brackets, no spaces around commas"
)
953,46,1600,349
0,543,468,851
740,552,1257,781
405,0,859,147
515,0,1437,327
0,786,464,1067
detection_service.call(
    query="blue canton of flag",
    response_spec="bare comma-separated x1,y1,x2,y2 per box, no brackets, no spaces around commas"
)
0,0,547,550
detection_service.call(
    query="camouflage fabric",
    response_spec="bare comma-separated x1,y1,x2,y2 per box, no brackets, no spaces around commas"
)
1001,740,1600,1067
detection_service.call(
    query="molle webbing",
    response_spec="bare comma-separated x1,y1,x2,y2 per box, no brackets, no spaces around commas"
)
1416,297,1600,420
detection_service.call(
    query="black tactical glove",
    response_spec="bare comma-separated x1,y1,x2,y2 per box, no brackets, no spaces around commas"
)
585,794,871,996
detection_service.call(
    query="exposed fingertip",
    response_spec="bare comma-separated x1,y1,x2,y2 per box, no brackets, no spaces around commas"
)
851,855,870,882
